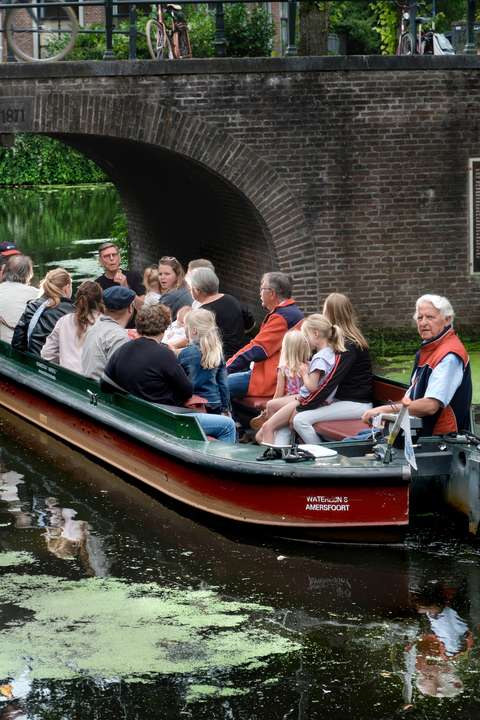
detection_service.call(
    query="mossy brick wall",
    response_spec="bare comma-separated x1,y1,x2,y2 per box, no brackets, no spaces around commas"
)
1,56,480,325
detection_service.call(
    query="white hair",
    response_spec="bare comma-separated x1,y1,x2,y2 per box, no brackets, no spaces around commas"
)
414,294,455,322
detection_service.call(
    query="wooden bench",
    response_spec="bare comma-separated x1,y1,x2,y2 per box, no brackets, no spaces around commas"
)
233,376,407,441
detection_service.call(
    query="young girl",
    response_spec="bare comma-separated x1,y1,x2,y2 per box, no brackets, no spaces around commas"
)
143,266,162,306
250,330,310,431
178,308,231,415
256,315,346,446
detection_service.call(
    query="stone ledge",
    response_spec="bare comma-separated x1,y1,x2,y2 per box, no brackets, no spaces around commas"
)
1,54,480,79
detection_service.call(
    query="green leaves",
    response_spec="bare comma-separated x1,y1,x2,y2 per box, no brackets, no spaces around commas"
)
0,134,106,186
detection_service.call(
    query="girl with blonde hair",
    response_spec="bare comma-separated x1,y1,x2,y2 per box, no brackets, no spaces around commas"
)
178,308,231,415
12,268,74,357
250,329,310,431
143,265,162,306
256,315,345,446
287,293,373,446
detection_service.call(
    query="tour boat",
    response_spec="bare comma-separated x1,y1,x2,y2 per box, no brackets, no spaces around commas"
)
0,340,478,543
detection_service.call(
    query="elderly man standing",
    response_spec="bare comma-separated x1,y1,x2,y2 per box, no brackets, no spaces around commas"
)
81,286,134,381
363,294,472,435
226,272,303,398
0,255,38,344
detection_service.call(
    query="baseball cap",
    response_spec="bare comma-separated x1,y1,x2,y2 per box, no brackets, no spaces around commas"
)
103,286,136,310
0,241,21,258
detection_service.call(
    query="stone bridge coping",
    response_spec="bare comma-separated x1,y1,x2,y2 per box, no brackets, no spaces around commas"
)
3,54,480,79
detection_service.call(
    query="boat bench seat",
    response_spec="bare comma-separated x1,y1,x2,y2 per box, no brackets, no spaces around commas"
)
313,419,369,441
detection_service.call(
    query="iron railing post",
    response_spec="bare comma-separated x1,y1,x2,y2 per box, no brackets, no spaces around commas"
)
214,2,227,57
408,0,417,54
464,0,477,54
103,0,115,59
286,0,297,56
129,3,137,59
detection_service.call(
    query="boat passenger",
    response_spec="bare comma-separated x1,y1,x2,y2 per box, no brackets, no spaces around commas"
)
362,294,472,435
186,257,215,309
94,242,145,328
284,293,373,445
41,281,104,374
226,272,304,398
11,268,74,357
250,329,310,431
187,258,255,333
162,305,190,351
0,254,39,344
179,308,231,415
256,317,345,445
0,241,21,281
81,286,134,381
142,265,162,307
189,267,247,359
157,256,193,320
104,304,236,443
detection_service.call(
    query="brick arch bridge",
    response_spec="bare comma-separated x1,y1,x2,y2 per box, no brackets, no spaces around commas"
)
2,56,480,325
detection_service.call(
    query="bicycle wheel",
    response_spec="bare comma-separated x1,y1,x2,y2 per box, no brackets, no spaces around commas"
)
5,0,78,62
398,32,415,56
146,19,173,60
176,23,192,59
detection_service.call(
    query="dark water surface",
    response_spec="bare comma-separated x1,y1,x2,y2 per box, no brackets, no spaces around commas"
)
1,411,480,720
0,185,121,284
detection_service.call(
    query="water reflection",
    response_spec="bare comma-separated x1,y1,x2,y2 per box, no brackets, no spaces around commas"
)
0,408,480,719
0,185,121,284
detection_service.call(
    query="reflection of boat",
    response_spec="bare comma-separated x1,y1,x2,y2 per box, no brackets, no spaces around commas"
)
0,341,479,542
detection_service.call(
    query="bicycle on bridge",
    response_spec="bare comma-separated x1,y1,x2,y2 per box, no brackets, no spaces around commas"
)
3,0,79,62
2,0,191,63
396,1,455,56
145,3,191,60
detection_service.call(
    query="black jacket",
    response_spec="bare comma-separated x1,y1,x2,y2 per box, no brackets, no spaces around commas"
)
105,336,193,406
11,296,74,356
297,341,373,412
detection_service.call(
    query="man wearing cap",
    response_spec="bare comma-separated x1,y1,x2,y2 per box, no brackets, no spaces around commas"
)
81,286,135,381
0,242,21,282
0,255,39,344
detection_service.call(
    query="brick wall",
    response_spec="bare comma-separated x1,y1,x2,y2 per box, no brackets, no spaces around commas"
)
1,56,480,327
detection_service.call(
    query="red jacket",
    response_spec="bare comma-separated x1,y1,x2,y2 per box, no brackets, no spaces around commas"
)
227,299,303,397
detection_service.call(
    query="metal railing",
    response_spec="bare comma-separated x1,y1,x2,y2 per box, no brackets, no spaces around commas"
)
0,0,477,63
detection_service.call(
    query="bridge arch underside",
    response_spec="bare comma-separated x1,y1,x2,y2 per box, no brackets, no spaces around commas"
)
52,133,278,314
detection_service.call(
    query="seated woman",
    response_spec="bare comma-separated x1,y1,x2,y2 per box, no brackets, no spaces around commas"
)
157,256,193,320
189,267,248,360
104,303,236,443
277,293,373,446
12,268,74,356
362,294,471,435
41,281,104,373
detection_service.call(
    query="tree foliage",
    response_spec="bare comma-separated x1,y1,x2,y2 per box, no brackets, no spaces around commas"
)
330,1,382,54
0,134,106,186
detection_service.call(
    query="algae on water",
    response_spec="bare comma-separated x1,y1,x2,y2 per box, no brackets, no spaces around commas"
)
0,551,35,567
0,573,300,694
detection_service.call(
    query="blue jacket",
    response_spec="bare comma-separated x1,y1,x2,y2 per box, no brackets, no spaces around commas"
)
178,344,231,412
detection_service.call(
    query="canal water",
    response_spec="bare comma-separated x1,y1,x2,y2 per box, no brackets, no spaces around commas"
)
1,408,480,720
0,185,121,284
